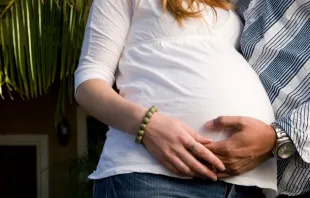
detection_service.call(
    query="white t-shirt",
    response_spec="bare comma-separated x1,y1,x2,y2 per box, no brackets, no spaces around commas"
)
74,0,277,195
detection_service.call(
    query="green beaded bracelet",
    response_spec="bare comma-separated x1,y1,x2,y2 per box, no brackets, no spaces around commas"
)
135,106,158,144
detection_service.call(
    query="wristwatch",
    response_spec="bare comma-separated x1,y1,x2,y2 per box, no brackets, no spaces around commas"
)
271,123,296,159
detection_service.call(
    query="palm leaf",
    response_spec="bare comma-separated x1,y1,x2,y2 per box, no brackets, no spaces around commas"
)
0,0,91,123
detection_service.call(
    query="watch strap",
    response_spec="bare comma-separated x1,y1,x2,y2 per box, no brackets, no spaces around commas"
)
271,123,296,159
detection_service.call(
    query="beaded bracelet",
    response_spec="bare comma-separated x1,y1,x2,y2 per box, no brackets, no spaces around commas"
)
135,106,158,144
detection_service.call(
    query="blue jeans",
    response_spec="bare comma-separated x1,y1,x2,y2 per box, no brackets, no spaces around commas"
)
93,173,265,198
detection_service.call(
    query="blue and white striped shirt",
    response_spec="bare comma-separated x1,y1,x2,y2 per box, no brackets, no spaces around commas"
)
236,0,310,196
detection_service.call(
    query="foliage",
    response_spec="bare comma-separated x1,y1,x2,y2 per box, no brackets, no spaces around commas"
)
0,0,92,122
66,141,104,198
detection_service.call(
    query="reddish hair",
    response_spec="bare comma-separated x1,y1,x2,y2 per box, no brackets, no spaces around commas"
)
162,0,232,24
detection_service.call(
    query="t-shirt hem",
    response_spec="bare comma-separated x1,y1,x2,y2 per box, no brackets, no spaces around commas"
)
88,165,277,194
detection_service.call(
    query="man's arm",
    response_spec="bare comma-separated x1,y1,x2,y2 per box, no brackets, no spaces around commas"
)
275,102,310,163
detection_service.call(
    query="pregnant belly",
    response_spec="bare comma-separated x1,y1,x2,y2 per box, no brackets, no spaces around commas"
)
118,42,275,140
130,78,274,141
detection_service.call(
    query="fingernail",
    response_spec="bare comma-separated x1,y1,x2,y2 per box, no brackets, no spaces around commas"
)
219,164,225,171
212,177,217,182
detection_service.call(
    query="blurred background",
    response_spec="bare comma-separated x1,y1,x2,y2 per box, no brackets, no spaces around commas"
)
0,1,105,197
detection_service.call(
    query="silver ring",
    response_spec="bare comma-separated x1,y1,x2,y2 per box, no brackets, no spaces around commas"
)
189,141,198,152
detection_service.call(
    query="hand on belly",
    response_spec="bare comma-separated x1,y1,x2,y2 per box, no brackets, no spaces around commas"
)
142,112,226,180
202,116,277,178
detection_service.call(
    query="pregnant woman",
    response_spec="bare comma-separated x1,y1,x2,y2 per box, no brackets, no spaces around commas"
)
75,0,277,197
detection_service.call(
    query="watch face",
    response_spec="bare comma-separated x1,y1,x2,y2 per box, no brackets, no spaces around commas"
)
278,142,296,159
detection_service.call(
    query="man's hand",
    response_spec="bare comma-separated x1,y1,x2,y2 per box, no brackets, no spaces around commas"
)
203,116,277,178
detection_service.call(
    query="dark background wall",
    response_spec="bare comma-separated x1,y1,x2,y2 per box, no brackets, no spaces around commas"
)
0,90,78,198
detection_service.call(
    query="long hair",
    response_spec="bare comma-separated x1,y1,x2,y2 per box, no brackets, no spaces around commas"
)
162,0,232,24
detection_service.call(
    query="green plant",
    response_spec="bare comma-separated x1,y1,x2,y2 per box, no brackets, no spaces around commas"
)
67,141,104,198
0,0,92,123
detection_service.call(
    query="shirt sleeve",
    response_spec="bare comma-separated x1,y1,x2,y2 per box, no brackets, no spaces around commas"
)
275,102,310,163
74,0,133,92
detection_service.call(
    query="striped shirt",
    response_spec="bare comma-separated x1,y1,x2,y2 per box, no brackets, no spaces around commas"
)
236,0,310,196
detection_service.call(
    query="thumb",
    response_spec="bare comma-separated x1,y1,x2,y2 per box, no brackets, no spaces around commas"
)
205,116,242,131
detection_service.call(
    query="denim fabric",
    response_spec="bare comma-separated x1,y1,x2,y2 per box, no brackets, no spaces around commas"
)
93,173,265,198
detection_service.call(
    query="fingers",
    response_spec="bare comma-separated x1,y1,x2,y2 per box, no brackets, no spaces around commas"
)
163,161,180,175
177,147,218,181
168,156,195,177
213,164,243,179
221,166,243,176
204,141,229,156
180,134,225,172
205,116,243,131
215,156,265,178
178,134,225,177
217,173,231,178
217,164,250,178
191,142,225,171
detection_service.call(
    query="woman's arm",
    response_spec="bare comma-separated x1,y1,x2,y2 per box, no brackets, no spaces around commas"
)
76,79,146,136
75,0,225,180
75,0,143,134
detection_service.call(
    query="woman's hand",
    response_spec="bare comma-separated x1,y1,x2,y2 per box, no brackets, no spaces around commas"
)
142,113,225,181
